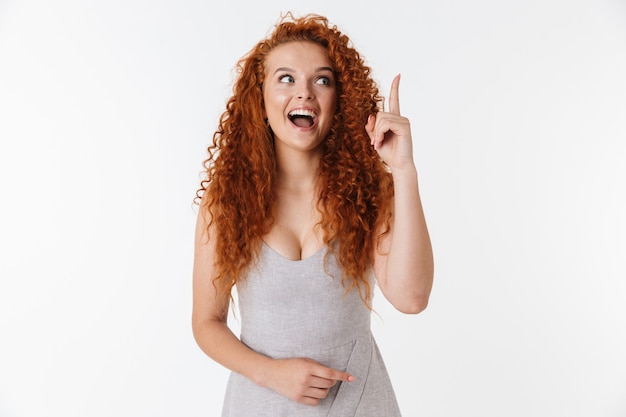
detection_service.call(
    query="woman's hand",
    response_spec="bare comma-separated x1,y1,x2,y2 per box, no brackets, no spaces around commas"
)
365,74,415,171
259,357,354,406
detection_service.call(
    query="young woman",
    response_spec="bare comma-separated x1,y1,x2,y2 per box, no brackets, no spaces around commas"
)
192,13,433,416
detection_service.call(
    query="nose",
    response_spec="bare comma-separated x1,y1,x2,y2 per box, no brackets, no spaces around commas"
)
296,82,314,100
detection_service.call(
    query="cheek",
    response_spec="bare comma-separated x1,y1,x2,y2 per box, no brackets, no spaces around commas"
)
325,101,338,122
323,90,337,113
264,91,287,114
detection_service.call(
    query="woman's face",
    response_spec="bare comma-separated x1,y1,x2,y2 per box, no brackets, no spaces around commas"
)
263,41,337,154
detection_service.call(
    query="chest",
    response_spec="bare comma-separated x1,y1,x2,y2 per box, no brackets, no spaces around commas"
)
262,192,323,261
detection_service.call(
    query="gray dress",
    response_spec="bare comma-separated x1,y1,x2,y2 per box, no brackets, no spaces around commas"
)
221,242,402,417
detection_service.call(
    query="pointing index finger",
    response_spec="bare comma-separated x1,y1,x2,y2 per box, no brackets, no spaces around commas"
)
317,366,356,382
388,73,401,115
329,369,355,382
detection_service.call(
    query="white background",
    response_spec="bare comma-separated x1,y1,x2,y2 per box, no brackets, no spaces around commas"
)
1,0,625,416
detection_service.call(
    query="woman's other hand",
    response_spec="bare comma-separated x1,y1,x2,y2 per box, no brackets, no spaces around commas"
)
258,357,354,406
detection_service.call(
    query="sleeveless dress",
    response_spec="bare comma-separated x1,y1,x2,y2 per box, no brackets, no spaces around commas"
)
221,242,402,416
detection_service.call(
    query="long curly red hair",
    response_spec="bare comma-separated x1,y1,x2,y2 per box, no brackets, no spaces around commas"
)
195,13,394,306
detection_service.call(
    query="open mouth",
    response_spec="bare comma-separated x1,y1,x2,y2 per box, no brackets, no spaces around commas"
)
288,109,316,128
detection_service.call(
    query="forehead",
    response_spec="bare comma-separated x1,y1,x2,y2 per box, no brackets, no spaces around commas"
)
264,41,333,73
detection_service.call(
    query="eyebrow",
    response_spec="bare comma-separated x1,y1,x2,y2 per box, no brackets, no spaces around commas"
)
273,66,334,75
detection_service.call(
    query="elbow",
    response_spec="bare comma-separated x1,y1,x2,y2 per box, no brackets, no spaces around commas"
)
388,272,433,314
394,294,429,315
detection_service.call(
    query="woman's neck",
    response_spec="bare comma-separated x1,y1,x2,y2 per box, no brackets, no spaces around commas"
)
275,148,321,191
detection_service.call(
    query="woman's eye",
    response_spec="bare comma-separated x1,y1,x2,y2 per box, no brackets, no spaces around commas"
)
279,75,294,83
316,77,331,85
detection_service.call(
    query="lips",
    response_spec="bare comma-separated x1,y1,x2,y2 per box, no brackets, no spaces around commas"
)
288,108,317,129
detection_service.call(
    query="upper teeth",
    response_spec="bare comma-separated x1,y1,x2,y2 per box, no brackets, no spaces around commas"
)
289,109,315,118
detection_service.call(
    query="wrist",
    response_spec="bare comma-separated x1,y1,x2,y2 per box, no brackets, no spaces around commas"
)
390,163,418,182
251,355,275,388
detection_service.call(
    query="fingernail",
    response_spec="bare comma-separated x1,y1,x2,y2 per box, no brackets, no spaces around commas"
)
348,375,355,382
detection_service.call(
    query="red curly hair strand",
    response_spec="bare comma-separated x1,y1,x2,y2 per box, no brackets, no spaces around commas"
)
195,13,394,307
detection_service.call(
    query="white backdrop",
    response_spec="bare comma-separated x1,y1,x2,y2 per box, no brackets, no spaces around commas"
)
1,0,625,416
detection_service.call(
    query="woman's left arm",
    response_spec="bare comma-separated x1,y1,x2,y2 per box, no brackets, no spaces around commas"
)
365,74,434,314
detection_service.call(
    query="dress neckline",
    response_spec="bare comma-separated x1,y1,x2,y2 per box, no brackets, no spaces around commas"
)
261,240,326,263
